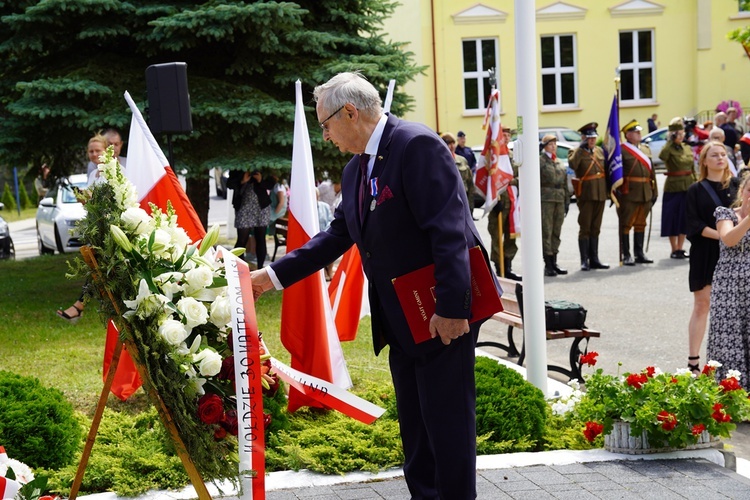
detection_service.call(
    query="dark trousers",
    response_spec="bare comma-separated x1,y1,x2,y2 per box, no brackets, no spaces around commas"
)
235,226,267,267
388,326,479,500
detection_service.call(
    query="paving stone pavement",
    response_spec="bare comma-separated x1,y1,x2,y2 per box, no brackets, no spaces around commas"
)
265,459,750,500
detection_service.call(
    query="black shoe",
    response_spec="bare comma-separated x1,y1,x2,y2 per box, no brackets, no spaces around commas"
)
579,239,590,271
553,255,568,275
635,255,654,264
688,356,700,376
544,255,557,277
588,237,609,269
503,258,522,281
623,255,636,266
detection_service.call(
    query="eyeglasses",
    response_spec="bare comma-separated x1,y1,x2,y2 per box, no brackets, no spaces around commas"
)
319,105,345,131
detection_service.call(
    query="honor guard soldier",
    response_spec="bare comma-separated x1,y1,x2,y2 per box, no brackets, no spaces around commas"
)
619,119,657,265
488,126,521,280
568,122,610,271
540,134,569,277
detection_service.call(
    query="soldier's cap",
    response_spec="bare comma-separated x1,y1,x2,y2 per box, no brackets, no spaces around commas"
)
502,126,513,133
541,134,557,146
579,122,599,138
668,116,684,131
621,119,642,134
457,130,466,137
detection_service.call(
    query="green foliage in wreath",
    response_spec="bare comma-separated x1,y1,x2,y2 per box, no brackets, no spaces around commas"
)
475,357,547,454
0,371,82,470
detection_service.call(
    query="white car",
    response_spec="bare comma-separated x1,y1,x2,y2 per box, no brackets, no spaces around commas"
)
36,174,88,254
538,127,582,149
641,127,668,167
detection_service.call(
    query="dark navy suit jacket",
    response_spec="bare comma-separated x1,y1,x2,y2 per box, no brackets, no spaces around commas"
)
271,114,493,357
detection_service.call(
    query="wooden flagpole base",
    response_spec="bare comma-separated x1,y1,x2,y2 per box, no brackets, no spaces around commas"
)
71,246,212,500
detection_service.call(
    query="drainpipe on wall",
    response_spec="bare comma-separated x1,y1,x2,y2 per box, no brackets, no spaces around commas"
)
430,0,440,132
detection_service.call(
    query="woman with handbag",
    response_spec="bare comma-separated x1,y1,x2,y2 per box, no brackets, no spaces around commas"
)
230,169,274,267
685,141,737,375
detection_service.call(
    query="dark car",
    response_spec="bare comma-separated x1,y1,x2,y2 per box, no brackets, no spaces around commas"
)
214,167,229,199
0,203,15,260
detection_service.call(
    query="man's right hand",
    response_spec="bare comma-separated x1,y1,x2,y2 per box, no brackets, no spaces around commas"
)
250,268,274,301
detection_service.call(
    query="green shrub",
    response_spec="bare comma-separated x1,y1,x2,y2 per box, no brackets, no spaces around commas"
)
542,405,597,451
1,184,16,211
18,182,31,209
475,356,547,454
0,370,82,469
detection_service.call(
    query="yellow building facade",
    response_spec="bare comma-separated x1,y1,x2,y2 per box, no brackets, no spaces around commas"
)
381,0,750,142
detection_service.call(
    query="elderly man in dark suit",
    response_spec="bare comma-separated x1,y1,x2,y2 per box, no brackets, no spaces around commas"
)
251,72,493,499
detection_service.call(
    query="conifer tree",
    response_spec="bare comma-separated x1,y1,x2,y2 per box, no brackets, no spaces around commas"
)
0,1,422,226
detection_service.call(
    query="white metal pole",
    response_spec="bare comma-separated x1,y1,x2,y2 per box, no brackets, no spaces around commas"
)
514,0,548,395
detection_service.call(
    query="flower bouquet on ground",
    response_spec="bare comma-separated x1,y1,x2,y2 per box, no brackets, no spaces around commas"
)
552,354,750,453
70,147,282,484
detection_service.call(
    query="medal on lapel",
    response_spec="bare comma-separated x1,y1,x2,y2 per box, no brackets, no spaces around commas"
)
370,177,378,211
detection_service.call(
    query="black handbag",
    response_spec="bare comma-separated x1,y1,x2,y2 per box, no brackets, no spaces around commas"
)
544,300,587,330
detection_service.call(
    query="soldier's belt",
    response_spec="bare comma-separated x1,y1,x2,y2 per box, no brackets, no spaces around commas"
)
665,170,693,177
581,172,605,181
626,176,651,183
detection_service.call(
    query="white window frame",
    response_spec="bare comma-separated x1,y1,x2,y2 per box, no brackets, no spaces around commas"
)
461,38,499,114
619,29,656,105
540,33,578,110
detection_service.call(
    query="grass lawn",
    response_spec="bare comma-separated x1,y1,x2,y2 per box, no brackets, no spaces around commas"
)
1,207,38,222
0,253,392,416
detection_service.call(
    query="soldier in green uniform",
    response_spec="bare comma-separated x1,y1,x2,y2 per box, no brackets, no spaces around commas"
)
540,134,569,277
488,126,521,280
619,119,658,265
441,132,474,202
569,122,610,271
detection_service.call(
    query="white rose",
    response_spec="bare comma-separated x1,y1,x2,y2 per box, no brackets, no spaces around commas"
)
121,207,153,234
151,229,172,253
159,319,189,346
177,296,209,329
194,349,222,377
185,266,214,291
210,294,232,328
168,226,192,249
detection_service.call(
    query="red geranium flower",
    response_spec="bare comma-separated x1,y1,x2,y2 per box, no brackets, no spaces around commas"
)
720,377,741,392
197,393,225,425
692,424,706,436
583,421,604,442
579,351,598,366
671,377,678,384
702,364,715,376
712,403,731,423
657,411,677,431
626,373,648,389
645,366,656,378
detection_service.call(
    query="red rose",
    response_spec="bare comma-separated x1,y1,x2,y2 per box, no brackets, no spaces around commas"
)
720,377,741,392
657,411,677,431
197,393,225,425
691,424,706,436
218,356,235,381
583,421,604,442
214,426,227,440
222,409,239,436
626,373,648,389
579,351,598,367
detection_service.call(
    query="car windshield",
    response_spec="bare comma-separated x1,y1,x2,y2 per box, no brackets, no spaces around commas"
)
61,182,87,204
560,130,582,142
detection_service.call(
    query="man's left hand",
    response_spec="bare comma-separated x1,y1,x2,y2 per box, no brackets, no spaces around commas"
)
429,314,470,345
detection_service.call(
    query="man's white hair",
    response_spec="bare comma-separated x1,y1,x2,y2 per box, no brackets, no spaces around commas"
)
313,72,383,120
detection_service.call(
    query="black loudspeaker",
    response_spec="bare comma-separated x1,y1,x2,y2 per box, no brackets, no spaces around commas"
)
145,62,193,134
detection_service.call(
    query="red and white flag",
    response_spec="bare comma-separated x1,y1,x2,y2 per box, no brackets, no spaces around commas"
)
328,247,366,341
281,81,352,412
0,476,20,500
123,91,206,243
474,89,514,217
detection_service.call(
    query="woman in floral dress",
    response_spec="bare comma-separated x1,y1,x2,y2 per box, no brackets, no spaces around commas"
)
232,170,272,267
708,172,750,387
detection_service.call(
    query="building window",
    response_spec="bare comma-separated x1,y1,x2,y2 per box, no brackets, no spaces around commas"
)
619,30,655,103
462,38,498,112
540,34,577,109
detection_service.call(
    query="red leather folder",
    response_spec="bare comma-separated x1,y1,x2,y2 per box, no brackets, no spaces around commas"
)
392,246,503,344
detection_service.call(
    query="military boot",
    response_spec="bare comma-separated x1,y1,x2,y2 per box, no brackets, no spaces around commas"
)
621,235,636,266
634,232,653,264
579,239,590,271
504,258,522,281
553,254,568,275
589,237,610,269
544,255,557,276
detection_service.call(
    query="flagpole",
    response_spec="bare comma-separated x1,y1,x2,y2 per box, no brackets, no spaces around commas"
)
614,68,623,267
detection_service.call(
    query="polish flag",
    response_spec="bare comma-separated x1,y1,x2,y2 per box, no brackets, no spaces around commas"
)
0,476,20,500
99,92,207,401
328,247,366,341
123,91,206,243
281,80,352,412
475,88,514,216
